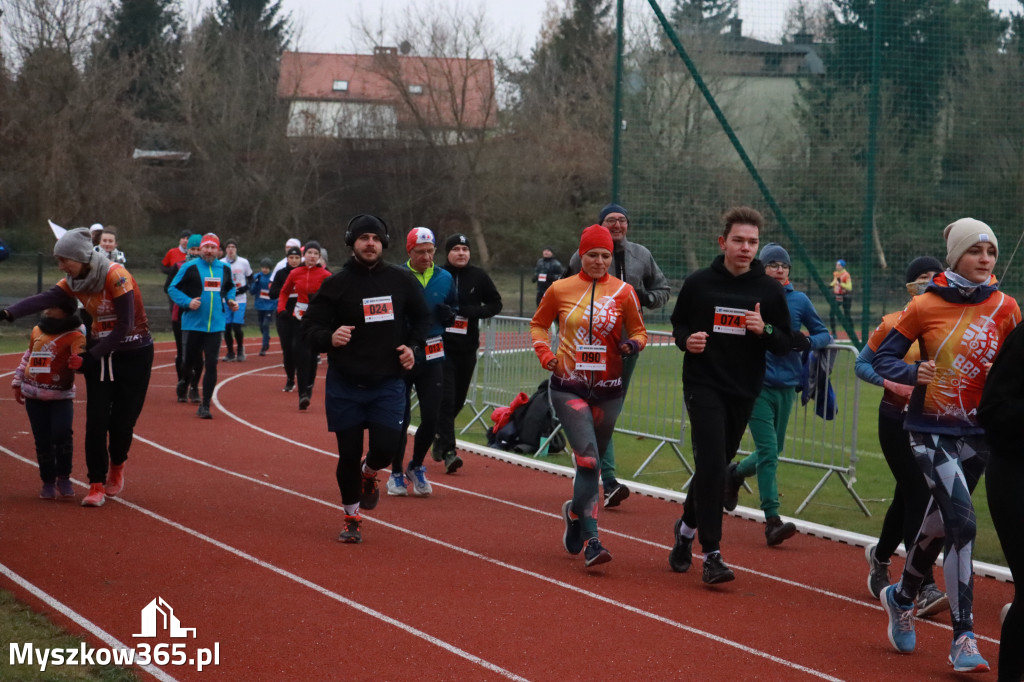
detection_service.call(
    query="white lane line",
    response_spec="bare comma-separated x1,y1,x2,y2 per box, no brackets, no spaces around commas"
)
0,447,526,681
128,438,839,675
0,561,177,682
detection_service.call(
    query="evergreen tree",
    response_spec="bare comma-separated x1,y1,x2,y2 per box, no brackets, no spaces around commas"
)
668,0,737,36
98,0,183,124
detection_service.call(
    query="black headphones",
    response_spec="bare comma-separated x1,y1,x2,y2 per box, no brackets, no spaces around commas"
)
344,214,390,249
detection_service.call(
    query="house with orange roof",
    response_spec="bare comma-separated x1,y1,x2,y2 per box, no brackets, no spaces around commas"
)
277,47,497,142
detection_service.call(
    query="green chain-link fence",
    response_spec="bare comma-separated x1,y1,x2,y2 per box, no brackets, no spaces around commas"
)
613,0,1024,345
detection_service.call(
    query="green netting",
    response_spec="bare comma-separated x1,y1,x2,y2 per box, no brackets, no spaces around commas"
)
614,0,1024,344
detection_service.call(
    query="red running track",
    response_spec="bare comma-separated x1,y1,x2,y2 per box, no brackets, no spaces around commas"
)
0,342,1012,680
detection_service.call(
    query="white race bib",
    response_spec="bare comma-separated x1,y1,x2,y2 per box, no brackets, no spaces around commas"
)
445,316,469,335
575,343,607,371
28,351,53,375
294,301,308,320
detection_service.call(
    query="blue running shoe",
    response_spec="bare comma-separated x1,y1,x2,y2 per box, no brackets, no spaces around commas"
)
561,500,583,555
881,585,916,653
948,633,989,672
405,465,432,496
583,537,611,567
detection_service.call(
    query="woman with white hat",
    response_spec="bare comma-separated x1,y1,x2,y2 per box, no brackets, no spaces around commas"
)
872,218,1020,672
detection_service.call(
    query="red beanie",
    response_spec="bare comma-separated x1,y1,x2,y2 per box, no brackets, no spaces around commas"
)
578,224,613,258
200,233,220,249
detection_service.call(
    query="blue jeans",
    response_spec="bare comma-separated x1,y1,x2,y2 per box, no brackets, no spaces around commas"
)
25,398,74,482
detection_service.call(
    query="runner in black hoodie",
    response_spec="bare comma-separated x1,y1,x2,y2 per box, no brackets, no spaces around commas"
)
667,206,792,585
302,214,431,544
435,233,503,474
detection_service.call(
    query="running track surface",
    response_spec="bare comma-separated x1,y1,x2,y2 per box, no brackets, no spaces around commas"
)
0,342,1012,681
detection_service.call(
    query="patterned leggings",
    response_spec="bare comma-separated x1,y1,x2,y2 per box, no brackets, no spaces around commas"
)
897,431,989,638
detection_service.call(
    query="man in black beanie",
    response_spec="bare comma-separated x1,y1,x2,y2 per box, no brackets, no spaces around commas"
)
434,233,503,473
566,202,671,508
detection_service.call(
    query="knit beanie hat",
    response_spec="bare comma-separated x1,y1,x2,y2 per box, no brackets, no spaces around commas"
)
285,238,301,249
224,238,238,248
759,243,790,266
179,229,191,239
943,218,998,268
89,223,104,234
187,234,202,249
406,227,435,253
53,228,95,263
598,203,628,224
578,224,613,257
286,246,302,257
303,240,321,255
445,233,469,253
200,233,220,249
904,256,943,283
836,259,846,268
260,257,273,268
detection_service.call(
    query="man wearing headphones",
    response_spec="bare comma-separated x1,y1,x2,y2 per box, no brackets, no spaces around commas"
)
301,214,431,544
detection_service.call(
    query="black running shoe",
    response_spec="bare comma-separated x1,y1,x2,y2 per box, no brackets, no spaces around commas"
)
176,380,187,403
603,481,630,508
196,405,212,420
443,452,463,474
188,386,200,404
702,552,735,585
764,516,797,546
583,537,611,567
283,381,295,392
561,500,584,555
338,515,362,544
723,461,743,512
669,518,693,573
298,394,310,410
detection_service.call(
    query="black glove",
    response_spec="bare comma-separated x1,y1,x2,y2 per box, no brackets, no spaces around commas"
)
0,308,11,322
791,332,811,352
436,304,456,326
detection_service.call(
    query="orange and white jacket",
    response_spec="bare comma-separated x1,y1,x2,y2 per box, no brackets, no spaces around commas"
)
530,272,647,401
12,323,86,401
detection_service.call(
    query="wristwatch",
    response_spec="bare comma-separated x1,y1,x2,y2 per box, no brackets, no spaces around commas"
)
763,323,774,335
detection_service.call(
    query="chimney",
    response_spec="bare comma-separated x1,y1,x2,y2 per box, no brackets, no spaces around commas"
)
373,46,399,68
729,18,742,37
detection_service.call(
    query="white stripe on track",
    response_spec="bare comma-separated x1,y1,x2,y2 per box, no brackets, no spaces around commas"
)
0,560,177,682
1,446,525,681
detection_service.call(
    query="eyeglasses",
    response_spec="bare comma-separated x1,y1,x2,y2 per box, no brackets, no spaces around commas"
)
602,217,628,225
766,262,790,270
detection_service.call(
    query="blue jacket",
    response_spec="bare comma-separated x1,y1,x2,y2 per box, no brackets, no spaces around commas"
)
405,262,457,363
251,272,275,312
168,258,236,333
764,284,832,388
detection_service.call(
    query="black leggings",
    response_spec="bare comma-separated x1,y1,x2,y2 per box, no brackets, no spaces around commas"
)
392,361,444,471
987,454,1024,681
223,323,244,356
681,386,753,554
82,344,153,483
435,348,478,455
875,410,934,583
335,427,403,506
183,331,221,407
292,321,317,398
172,318,184,382
276,314,298,385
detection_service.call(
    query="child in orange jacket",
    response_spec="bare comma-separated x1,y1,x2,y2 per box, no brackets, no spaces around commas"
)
12,298,86,499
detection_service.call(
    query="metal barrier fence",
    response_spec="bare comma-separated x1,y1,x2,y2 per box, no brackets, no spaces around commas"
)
464,317,865,515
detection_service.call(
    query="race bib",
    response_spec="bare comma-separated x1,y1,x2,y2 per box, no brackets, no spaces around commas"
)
259,290,270,300
538,273,547,283
575,343,607,371
96,314,117,338
203,277,221,292
445,316,469,335
425,335,445,361
294,301,308,320
363,296,394,323
713,306,747,336
28,351,53,375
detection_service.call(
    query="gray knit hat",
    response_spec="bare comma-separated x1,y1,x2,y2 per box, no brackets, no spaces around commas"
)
759,242,790,266
53,228,95,263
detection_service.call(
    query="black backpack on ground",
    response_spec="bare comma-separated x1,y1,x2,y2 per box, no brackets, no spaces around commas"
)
508,380,566,455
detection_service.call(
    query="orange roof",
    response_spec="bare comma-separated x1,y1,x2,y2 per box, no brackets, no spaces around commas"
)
278,50,496,131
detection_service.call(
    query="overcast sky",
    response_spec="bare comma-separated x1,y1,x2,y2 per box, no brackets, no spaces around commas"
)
184,1,1023,55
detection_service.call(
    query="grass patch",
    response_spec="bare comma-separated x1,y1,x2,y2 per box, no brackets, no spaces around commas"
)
0,589,139,681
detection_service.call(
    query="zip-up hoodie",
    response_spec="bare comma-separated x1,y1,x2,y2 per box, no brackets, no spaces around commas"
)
530,271,647,401
872,271,1020,435
168,257,236,333
670,255,792,400
278,263,331,320
404,261,457,363
441,261,503,352
12,314,86,401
